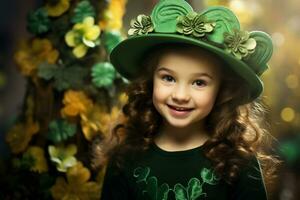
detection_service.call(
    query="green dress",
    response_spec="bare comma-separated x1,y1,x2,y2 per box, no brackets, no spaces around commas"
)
100,143,268,200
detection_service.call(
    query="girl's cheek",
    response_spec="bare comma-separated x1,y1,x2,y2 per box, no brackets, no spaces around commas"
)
194,91,218,107
192,88,212,99
153,83,171,96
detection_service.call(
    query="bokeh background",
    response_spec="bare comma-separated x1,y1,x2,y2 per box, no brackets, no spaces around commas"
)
1,0,300,199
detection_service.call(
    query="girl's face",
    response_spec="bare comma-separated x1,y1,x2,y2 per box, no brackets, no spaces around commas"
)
152,49,222,129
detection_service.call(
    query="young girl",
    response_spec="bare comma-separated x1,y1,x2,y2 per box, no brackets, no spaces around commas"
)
96,0,279,199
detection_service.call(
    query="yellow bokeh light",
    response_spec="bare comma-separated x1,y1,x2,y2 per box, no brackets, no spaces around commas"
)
281,107,295,122
229,0,262,25
285,74,299,89
272,32,285,47
229,0,245,11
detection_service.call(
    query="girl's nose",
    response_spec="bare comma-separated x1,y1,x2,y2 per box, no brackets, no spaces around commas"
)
171,84,190,102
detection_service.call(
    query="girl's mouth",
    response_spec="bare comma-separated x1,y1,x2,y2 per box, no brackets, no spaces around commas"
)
167,105,194,117
167,105,194,111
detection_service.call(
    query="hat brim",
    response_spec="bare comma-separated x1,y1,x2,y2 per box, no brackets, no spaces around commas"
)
110,33,263,101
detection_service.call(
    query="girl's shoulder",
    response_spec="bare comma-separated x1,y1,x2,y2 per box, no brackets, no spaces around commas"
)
106,146,147,173
237,154,265,184
232,155,268,199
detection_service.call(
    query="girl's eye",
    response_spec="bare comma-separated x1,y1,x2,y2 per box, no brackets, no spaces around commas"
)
162,75,175,82
193,79,207,87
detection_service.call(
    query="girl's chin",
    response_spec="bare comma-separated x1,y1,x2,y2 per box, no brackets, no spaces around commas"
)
165,119,192,128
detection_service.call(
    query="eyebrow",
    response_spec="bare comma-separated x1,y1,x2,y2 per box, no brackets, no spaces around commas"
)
156,67,213,79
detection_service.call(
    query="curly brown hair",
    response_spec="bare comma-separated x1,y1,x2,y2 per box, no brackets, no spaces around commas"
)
92,43,280,191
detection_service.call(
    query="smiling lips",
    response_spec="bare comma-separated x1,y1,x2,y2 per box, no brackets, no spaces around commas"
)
167,104,194,118
167,104,194,111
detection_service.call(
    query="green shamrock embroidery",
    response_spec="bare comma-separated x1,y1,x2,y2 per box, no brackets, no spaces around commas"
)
147,177,170,200
200,168,220,185
134,167,170,200
176,12,216,38
173,183,187,200
134,166,219,200
134,166,151,183
174,178,205,200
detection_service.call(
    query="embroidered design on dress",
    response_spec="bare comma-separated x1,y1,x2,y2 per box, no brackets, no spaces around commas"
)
133,166,220,200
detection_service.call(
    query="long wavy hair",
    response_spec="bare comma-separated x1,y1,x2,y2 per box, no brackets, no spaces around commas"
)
92,43,280,189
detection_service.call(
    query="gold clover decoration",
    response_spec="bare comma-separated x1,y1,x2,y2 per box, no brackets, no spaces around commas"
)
176,12,216,38
128,14,154,36
224,29,257,60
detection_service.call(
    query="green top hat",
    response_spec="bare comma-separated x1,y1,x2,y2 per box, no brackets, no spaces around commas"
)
110,0,273,102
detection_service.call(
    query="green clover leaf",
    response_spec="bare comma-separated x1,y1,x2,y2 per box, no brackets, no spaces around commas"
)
47,119,77,143
37,62,58,80
91,62,116,88
128,14,154,36
71,0,96,24
38,63,89,91
55,66,89,91
27,8,51,35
